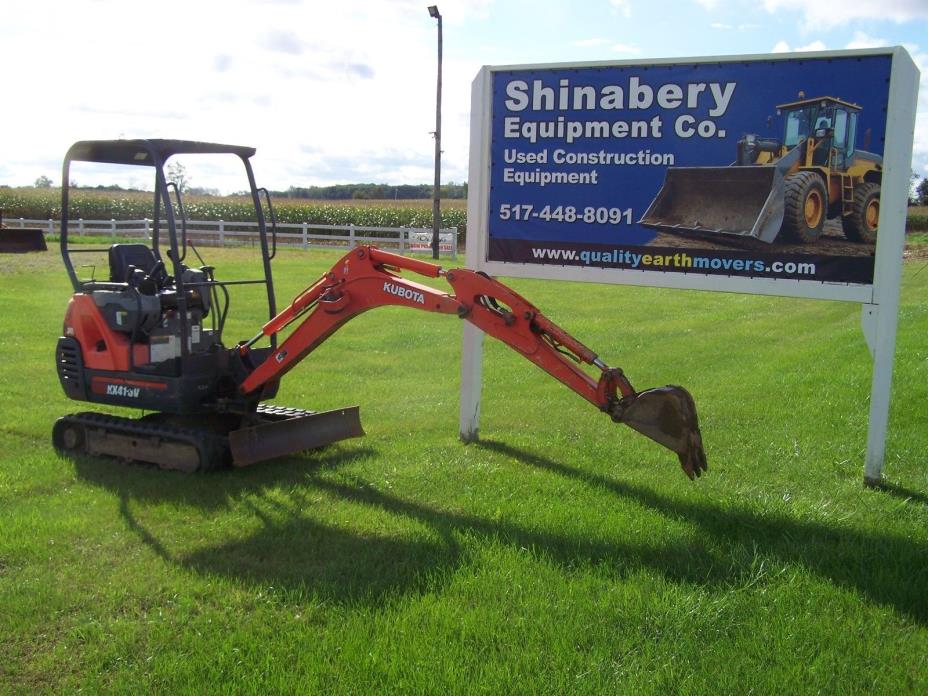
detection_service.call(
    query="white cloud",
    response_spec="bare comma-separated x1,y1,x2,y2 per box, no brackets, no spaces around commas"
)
844,31,890,50
259,30,308,55
797,40,828,52
763,0,928,28
611,43,642,54
610,0,632,18
712,21,760,30
770,39,828,53
571,38,611,47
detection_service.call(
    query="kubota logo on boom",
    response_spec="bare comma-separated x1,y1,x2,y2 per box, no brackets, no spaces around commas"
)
106,384,141,398
383,281,425,304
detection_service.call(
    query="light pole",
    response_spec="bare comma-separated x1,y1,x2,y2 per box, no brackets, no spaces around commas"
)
428,5,442,259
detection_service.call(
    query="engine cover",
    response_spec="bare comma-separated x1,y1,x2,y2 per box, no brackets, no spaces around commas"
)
92,288,161,335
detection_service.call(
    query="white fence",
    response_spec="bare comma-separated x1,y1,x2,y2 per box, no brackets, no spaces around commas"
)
9,217,458,259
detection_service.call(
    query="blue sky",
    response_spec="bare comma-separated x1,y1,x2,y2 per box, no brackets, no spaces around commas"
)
1,0,925,192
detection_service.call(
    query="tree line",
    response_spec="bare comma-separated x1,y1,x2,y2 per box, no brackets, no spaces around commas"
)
915,175,928,206
274,182,467,200
24,173,468,201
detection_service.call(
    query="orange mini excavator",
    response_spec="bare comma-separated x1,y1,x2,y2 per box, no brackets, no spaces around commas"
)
53,139,706,478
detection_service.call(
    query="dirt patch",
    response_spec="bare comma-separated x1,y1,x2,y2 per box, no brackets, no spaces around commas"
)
646,219,876,258
904,244,928,261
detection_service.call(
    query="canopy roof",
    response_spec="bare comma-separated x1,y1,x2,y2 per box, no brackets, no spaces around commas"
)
65,139,256,166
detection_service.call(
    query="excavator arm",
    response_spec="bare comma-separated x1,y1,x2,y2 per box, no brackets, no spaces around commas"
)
236,246,707,479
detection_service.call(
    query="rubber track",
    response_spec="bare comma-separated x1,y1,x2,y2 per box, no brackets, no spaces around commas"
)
55,411,226,471
55,405,316,471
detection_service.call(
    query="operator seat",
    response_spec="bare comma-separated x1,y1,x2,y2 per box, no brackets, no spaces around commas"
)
108,244,159,283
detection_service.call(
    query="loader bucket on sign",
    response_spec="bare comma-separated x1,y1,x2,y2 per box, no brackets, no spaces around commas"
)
639,165,786,244
615,385,707,479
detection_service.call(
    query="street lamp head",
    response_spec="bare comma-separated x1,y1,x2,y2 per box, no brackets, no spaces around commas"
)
428,5,441,19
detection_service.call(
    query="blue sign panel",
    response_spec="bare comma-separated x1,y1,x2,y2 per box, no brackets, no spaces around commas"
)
487,54,892,284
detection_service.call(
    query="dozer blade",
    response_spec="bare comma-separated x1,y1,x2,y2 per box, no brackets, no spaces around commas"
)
229,406,364,467
614,386,707,480
639,165,786,244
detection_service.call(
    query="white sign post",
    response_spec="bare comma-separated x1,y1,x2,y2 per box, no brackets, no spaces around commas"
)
861,50,921,483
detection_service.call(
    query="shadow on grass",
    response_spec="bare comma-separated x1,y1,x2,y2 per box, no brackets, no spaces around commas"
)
71,444,376,511
869,480,928,507
477,440,928,625
73,441,928,622
74,445,459,601
117,488,458,602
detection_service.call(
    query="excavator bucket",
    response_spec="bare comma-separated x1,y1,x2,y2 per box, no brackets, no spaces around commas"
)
614,386,707,479
229,406,364,467
639,165,786,244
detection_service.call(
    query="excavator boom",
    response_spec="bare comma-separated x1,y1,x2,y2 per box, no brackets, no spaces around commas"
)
237,246,707,479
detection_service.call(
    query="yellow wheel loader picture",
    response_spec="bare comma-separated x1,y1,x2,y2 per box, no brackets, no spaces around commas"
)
640,95,883,244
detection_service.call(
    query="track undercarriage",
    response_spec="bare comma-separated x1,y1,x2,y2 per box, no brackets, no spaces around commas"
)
53,405,364,472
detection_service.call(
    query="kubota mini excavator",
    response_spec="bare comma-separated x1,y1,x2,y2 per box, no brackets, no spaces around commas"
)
53,139,706,478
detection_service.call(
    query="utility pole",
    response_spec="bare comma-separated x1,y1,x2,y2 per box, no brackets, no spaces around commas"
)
428,5,442,259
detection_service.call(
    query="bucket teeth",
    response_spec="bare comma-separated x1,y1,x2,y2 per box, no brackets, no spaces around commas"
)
613,386,707,479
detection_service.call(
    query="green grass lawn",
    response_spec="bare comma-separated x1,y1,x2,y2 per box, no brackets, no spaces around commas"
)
1,245,926,694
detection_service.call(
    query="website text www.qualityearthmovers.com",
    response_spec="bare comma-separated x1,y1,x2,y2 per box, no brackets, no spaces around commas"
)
530,246,817,276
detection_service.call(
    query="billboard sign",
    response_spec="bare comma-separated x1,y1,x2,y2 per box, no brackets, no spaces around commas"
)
467,49,917,302
462,48,920,483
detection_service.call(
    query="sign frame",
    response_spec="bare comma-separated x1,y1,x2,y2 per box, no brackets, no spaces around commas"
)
459,47,920,484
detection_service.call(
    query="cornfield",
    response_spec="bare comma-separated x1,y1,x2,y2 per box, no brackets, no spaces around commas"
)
0,188,468,233
908,206,928,231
